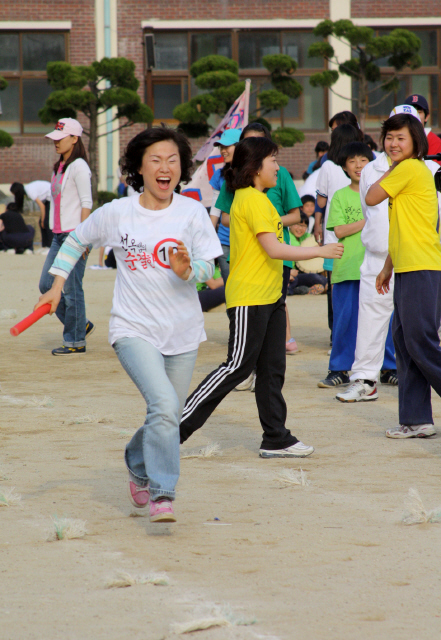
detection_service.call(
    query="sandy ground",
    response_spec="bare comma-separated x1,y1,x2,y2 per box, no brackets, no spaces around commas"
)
1,251,441,640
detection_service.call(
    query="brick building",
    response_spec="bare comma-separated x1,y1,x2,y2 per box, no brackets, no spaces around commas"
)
0,0,440,194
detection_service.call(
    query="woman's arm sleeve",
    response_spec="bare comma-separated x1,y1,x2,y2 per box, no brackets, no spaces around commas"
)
48,231,88,278
188,258,215,283
74,166,93,209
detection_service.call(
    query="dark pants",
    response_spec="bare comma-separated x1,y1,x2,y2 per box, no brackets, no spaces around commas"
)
288,271,327,295
282,265,291,301
393,271,441,426
180,298,298,450
198,286,226,312
39,201,53,248
0,224,34,252
327,270,333,334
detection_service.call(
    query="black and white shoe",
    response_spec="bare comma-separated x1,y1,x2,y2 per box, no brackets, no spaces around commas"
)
380,369,398,386
317,371,350,388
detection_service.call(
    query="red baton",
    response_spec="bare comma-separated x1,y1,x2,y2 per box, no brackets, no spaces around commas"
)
10,304,52,337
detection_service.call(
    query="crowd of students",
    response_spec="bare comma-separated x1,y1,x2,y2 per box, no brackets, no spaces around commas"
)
23,88,441,523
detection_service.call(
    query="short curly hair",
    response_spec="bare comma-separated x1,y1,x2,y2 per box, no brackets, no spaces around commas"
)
121,126,193,193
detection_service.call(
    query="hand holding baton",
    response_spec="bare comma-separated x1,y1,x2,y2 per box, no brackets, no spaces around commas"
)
10,304,52,337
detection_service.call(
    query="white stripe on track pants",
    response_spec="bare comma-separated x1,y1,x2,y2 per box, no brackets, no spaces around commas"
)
180,298,298,451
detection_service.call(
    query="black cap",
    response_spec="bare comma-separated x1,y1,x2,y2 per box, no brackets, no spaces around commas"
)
404,94,429,115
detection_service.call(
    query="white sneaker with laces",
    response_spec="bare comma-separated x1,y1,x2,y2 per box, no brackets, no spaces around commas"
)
259,441,314,458
386,424,436,439
235,371,256,392
336,380,378,403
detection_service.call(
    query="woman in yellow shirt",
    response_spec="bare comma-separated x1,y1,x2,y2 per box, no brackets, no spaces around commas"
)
180,137,343,458
367,108,441,439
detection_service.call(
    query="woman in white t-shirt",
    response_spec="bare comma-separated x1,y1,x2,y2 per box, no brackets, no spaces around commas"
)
35,127,222,524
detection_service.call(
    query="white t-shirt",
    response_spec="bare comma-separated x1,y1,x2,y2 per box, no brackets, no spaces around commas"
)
299,169,319,200
74,192,222,355
315,160,350,245
25,180,51,202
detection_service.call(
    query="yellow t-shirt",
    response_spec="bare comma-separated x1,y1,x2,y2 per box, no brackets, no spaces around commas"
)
380,159,441,273
225,186,283,308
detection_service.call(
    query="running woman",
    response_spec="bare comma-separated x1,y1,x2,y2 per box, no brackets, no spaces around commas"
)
180,136,344,457
35,127,222,522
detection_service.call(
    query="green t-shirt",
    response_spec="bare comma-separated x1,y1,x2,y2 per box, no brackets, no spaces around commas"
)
215,165,302,268
326,186,365,284
196,265,222,292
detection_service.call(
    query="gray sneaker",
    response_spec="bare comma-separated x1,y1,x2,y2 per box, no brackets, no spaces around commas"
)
259,441,314,458
385,424,436,439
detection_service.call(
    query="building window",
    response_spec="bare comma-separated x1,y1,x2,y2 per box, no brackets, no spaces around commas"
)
353,28,441,128
145,29,327,131
0,31,68,135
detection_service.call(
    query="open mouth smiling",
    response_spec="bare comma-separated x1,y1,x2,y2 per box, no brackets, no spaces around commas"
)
157,177,171,190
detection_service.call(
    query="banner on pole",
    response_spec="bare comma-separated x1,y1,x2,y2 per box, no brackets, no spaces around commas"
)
181,79,250,207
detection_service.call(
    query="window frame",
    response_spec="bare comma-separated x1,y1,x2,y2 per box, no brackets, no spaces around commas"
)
144,28,329,132
0,30,70,136
359,27,441,127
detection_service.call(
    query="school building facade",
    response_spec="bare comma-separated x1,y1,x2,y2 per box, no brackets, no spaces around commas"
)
0,0,440,194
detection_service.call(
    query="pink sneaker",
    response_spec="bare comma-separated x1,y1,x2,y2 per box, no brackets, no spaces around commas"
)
128,479,150,508
286,338,299,355
149,498,177,523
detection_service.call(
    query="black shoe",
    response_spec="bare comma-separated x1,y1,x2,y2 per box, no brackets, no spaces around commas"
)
380,369,398,386
290,286,309,295
52,346,86,356
318,370,350,388
85,321,95,338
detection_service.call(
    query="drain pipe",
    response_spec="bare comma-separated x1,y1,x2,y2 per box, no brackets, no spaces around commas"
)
104,0,113,192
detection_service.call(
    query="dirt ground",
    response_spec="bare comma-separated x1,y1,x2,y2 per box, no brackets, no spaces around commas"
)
1,251,441,640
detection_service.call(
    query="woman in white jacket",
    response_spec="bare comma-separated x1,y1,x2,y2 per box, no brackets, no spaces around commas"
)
39,118,94,356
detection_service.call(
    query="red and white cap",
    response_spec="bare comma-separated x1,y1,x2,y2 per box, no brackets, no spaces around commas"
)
45,118,83,140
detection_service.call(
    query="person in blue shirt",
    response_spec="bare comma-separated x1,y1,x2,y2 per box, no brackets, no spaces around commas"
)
208,128,242,284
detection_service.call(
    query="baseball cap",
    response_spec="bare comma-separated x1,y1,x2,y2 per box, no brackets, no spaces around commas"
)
404,94,429,114
389,104,420,120
214,128,242,147
45,118,83,140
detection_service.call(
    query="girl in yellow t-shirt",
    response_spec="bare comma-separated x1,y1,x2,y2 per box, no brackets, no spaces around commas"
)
367,108,441,439
180,137,343,458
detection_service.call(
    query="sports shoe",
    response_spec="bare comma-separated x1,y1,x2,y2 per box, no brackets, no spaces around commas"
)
336,380,378,403
308,284,325,295
149,498,176,523
52,346,86,356
290,285,309,295
317,371,350,388
235,371,256,391
286,338,299,355
260,441,314,458
85,321,95,338
385,424,436,439
128,480,150,508
380,369,398,386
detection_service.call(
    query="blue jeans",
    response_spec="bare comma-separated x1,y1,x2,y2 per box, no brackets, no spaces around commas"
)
113,337,198,501
39,233,89,347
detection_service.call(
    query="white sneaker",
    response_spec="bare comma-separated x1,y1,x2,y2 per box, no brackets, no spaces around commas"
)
386,424,436,439
24,248,33,255
235,372,256,392
336,380,378,403
259,441,314,458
